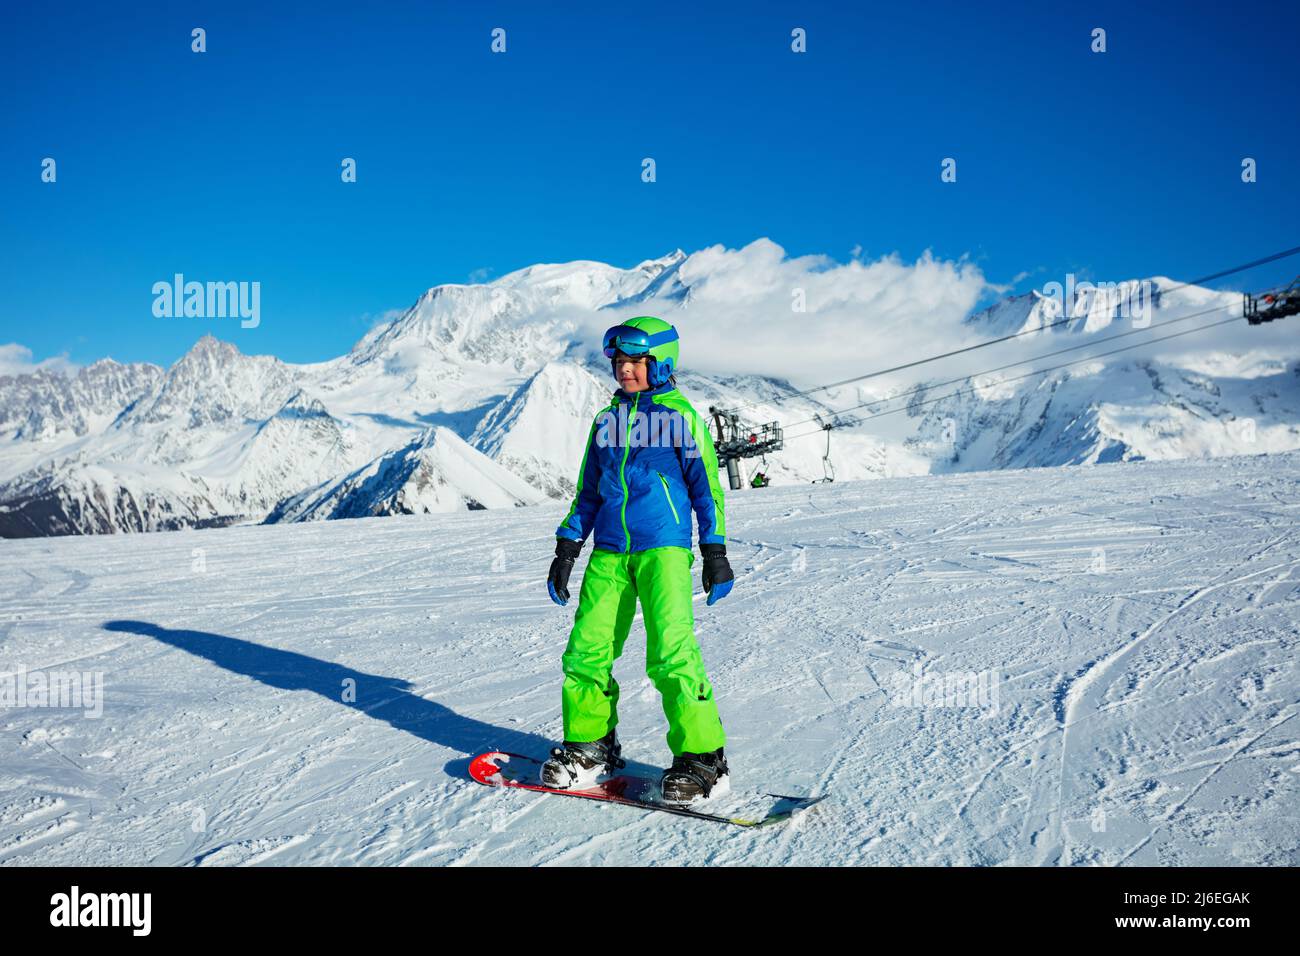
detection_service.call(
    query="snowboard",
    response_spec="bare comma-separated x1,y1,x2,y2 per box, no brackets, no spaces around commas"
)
469,751,826,828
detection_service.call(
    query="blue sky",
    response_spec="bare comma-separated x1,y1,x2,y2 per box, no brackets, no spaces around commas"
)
2,0,1297,370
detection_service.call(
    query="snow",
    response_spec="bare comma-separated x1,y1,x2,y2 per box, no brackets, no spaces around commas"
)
267,426,548,521
1,451,1296,865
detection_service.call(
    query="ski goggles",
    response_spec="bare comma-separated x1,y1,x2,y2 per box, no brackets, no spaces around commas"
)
602,324,678,358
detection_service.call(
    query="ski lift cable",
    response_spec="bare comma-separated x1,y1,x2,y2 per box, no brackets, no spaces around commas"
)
720,243,1300,417
778,311,1248,444
778,300,1235,431
774,316,1242,447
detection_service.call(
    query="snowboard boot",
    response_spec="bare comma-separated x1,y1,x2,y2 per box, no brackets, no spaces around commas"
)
660,747,730,804
540,728,625,790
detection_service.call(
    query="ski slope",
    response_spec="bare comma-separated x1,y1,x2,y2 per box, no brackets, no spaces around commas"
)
1,452,1297,866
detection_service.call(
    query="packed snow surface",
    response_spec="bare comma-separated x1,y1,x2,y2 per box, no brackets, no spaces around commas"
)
1,452,1297,865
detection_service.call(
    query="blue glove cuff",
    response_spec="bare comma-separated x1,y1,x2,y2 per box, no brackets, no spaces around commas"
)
706,578,733,606
547,580,568,606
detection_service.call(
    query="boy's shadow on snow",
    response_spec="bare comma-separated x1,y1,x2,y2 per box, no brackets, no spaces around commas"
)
100,620,651,782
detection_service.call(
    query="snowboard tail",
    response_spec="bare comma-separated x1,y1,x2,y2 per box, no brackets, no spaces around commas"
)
469,751,825,828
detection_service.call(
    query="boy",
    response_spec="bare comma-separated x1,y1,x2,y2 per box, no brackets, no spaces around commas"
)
544,316,735,804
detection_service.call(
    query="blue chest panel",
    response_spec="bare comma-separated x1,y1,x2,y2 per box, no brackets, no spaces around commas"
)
588,403,695,552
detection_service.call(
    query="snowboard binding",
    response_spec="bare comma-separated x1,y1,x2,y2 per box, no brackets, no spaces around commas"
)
540,729,625,790
660,748,730,804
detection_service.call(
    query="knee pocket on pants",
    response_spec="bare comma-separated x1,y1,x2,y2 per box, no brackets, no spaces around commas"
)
562,653,610,682
651,672,712,703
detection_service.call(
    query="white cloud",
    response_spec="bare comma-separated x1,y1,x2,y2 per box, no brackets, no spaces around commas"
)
0,343,78,379
570,237,995,389
565,240,1300,395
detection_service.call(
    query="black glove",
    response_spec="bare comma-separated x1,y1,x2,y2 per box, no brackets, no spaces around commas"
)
547,537,583,606
700,543,734,606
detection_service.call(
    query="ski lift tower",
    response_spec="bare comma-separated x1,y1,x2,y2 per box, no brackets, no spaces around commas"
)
708,406,784,490
811,413,835,484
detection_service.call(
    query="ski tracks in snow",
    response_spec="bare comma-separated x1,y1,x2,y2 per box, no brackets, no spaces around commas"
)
1,453,1298,864
1050,532,1299,865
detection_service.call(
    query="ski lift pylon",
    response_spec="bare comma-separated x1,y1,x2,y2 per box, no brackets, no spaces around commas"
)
709,406,784,490
811,415,835,484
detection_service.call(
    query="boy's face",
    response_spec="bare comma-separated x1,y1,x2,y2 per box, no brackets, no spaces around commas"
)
613,351,650,392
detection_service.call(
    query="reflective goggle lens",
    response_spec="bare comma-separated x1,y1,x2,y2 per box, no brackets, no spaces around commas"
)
602,325,653,358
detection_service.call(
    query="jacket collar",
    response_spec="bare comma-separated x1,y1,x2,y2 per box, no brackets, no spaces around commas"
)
612,379,677,404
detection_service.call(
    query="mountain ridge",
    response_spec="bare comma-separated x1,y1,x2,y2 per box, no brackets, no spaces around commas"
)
2,244,1296,537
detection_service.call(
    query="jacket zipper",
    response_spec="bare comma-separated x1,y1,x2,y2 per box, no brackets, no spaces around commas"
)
618,392,639,552
656,471,681,524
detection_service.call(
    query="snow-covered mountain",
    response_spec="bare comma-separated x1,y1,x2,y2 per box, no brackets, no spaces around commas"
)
0,251,718,537
467,361,617,500
910,280,1300,469
264,426,547,523
908,356,1300,470
0,358,163,444
2,247,1298,537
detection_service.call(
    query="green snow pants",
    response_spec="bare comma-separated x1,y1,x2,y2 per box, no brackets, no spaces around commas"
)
561,546,726,756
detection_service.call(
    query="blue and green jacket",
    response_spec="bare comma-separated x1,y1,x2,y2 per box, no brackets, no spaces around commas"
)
556,380,726,553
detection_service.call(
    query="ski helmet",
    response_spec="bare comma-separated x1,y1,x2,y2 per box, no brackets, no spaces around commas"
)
602,316,679,387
